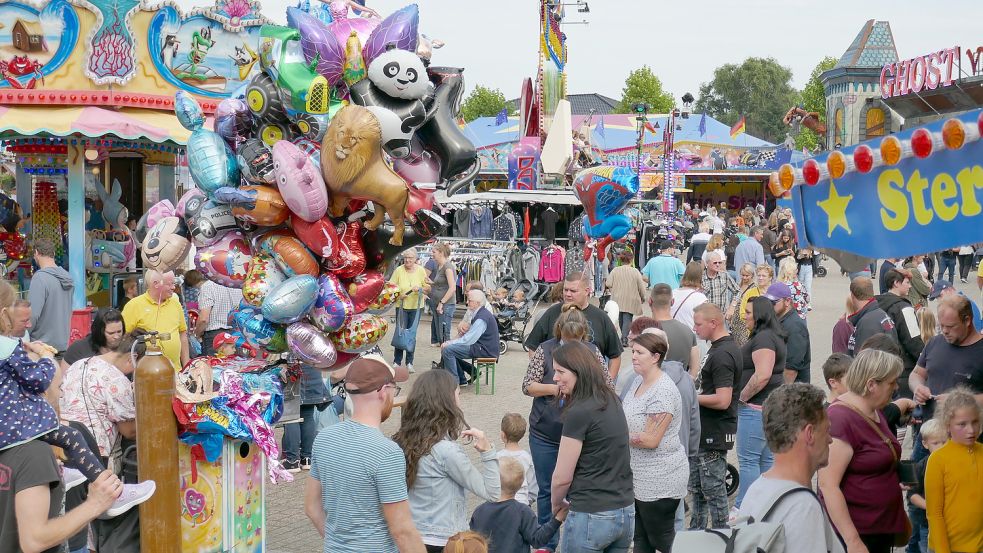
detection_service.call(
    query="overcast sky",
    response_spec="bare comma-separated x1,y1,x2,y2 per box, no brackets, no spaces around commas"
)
174,0,981,104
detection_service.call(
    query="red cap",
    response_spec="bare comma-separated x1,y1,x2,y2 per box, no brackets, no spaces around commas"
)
212,332,237,351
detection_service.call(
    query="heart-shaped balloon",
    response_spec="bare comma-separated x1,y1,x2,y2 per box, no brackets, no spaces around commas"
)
326,221,366,279
241,252,287,307
325,350,359,371
194,230,252,288
344,271,385,314
261,275,320,324
285,322,338,368
289,214,340,264
255,229,319,277
367,282,401,313
329,313,389,353
309,274,354,333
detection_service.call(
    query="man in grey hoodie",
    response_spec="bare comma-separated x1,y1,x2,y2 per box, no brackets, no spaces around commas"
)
28,239,75,352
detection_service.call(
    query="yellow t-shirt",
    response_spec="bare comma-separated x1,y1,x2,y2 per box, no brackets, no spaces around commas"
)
739,285,762,318
389,265,428,310
121,293,188,371
926,440,983,553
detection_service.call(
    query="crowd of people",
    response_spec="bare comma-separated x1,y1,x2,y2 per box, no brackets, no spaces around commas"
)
3,203,983,553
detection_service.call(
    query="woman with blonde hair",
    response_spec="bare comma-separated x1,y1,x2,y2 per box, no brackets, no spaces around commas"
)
701,234,726,267
427,242,457,346
671,262,709,330
777,257,810,318
917,308,937,345
727,264,772,345
818,349,908,553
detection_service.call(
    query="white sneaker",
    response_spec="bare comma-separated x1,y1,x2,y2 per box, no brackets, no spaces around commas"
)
104,480,157,517
62,467,87,491
727,506,741,525
407,363,415,373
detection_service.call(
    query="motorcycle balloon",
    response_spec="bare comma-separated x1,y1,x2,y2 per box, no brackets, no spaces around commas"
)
194,230,252,288
286,322,338,368
329,313,389,353
255,228,319,277
309,273,355,333
141,216,192,273
242,252,287,307
289,214,340,263
272,140,328,223
237,138,276,185
344,270,385,313
261,275,320,324
326,221,366,279
232,185,290,227
214,98,253,150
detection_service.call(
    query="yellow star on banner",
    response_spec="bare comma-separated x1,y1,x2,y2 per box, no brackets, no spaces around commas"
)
817,180,853,238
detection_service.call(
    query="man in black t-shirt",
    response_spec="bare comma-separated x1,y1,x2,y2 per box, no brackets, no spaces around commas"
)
0,441,118,553
690,303,743,529
525,272,623,379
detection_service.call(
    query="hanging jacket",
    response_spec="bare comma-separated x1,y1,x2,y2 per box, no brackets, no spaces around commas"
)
492,213,517,242
470,206,494,239
539,247,565,283
453,208,471,238
0,337,58,450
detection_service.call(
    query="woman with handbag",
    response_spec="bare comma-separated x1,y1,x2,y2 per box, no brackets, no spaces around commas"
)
390,248,429,373
427,242,458,346
817,349,909,553
725,263,757,346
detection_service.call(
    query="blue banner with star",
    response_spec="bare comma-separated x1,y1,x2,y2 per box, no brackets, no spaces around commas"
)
792,110,983,259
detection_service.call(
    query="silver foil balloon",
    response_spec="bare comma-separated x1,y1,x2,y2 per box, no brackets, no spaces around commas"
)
261,275,319,324
286,322,338,368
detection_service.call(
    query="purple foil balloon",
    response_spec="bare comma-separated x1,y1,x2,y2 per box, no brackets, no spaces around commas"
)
286,322,338,368
362,4,419,66
214,98,253,150
309,274,354,333
288,7,345,86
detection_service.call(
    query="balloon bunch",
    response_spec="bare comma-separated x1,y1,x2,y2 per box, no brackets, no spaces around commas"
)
572,166,640,261
141,89,448,370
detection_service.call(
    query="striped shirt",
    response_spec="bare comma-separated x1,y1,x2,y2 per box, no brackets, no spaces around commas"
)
310,420,408,553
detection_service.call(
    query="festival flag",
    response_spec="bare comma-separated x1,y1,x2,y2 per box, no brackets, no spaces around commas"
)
595,118,606,138
730,115,746,139
493,108,508,126
644,120,657,134
698,113,707,137
802,146,809,155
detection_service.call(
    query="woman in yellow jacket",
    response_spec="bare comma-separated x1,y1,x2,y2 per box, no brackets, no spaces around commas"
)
925,388,983,553
389,247,429,373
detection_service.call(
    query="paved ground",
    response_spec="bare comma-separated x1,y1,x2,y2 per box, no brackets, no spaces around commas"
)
265,263,980,552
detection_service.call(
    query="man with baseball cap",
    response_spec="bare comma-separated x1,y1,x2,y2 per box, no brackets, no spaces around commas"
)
765,283,811,384
929,279,983,332
305,355,422,553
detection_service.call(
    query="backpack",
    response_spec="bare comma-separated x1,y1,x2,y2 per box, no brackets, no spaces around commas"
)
673,487,835,553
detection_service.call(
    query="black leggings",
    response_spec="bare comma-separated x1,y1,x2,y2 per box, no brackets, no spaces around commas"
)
859,533,895,553
959,254,974,280
634,497,680,553
40,424,106,481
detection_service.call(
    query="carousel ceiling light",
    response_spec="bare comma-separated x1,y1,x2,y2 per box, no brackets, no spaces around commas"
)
84,149,99,162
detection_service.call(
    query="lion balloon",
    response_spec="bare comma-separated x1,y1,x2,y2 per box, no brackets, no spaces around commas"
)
321,104,409,245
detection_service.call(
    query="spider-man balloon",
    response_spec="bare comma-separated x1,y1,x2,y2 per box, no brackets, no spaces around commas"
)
572,166,639,260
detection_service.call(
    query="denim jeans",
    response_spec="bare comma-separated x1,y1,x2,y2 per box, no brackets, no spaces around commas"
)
798,264,813,303
393,307,422,366
529,434,560,552
674,498,685,532
906,506,928,553
429,299,456,344
562,504,635,553
938,255,957,282
441,341,472,385
736,404,774,507
281,404,318,462
687,449,729,529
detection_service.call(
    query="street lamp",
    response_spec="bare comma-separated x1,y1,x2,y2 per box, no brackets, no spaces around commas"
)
633,102,650,199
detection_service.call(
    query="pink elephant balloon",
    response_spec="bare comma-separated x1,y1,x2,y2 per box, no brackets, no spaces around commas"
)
272,140,328,223
194,230,252,288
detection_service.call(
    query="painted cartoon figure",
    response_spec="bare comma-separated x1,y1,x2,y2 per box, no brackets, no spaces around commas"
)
0,55,44,89
230,43,259,80
176,27,217,82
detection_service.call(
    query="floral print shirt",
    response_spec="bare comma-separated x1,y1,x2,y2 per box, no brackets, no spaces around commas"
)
60,356,135,457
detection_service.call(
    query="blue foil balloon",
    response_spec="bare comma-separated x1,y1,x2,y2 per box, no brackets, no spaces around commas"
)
187,130,239,196
309,274,354,333
232,306,286,350
261,275,319,324
174,91,205,131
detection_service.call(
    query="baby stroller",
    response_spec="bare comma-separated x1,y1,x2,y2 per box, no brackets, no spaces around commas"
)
496,279,538,355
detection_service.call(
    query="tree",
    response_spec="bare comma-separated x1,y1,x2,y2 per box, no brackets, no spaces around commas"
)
617,66,675,113
694,57,800,144
460,85,509,123
795,56,837,151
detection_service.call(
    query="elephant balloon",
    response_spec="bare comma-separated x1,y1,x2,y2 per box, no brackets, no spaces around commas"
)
285,322,338,368
272,140,329,223
572,166,640,260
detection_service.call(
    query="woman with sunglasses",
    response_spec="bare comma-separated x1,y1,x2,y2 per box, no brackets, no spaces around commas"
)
393,370,499,552
389,247,428,373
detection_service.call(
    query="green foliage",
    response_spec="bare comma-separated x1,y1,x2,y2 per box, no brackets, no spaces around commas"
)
795,56,837,151
617,66,675,113
460,85,509,123
694,57,800,144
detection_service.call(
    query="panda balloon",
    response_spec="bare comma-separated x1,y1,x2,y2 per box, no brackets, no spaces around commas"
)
349,44,433,159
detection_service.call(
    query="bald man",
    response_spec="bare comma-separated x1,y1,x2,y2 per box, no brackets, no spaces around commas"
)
121,270,189,370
